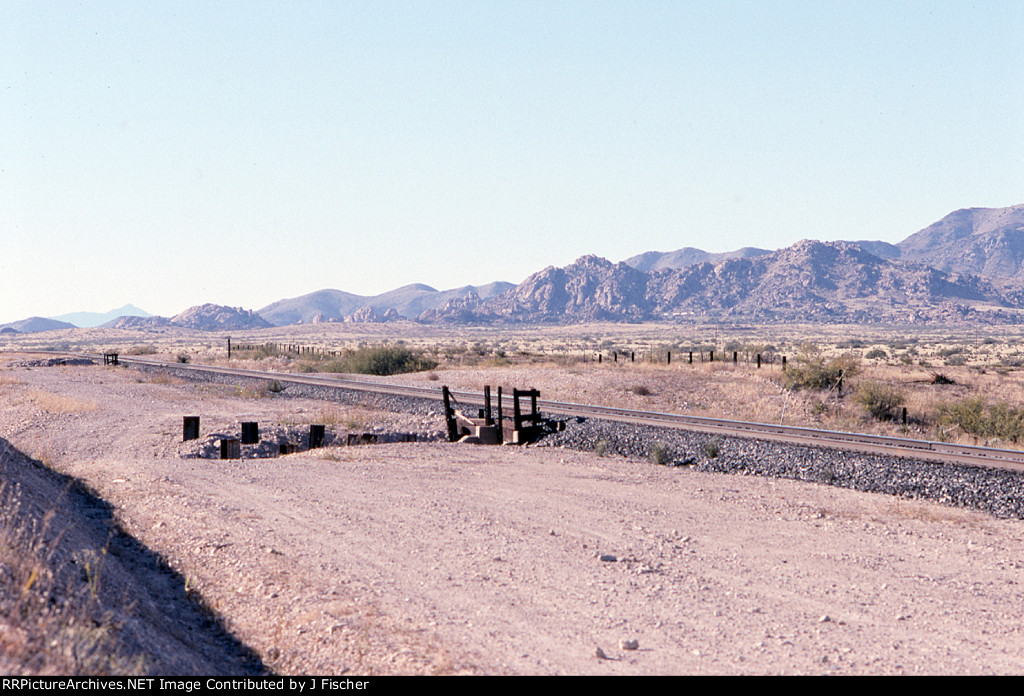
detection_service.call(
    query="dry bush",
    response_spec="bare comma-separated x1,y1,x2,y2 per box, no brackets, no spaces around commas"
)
648,442,673,465
782,344,859,392
854,380,906,421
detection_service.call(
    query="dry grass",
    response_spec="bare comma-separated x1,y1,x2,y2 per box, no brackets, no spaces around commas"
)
28,390,99,414
0,482,145,675
142,373,184,386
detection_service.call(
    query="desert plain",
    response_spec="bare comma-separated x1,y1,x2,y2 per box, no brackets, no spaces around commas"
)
5,321,1024,675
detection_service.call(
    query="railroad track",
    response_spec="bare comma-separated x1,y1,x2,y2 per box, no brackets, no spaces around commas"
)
56,352,1024,473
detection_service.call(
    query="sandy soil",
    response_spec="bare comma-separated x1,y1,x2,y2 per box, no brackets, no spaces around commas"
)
3,356,1024,675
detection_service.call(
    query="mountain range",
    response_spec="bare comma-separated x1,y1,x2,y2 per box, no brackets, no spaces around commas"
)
7,204,1024,332
51,304,153,328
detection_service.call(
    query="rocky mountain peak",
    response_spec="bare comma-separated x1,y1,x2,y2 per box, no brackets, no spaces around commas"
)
171,304,273,331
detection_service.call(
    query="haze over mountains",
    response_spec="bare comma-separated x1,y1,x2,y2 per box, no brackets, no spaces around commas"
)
7,204,1024,332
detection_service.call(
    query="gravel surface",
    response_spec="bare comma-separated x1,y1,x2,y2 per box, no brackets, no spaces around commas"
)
5,356,1024,675
538,418,1024,520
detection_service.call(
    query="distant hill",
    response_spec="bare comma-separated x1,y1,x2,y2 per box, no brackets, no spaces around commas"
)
171,304,273,331
0,317,77,334
896,204,1024,279
257,282,515,326
50,304,152,328
101,315,176,330
99,305,271,332
625,246,771,272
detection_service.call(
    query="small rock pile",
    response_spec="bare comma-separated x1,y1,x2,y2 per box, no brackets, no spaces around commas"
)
178,425,442,459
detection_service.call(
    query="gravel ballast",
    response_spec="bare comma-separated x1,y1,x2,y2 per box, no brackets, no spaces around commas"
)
538,417,1024,520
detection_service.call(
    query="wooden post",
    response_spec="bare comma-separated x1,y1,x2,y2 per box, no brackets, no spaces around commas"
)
227,337,232,359
497,387,504,444
309,424,325,449
782,356,787,370
757,353,761,368
689,351,693,364
733,351,738,364
442,386,459,442
484,385,492,425
902,407,907,426
241,422,259,445
631,352,635,363
667,351,671,365
513,390,522,432
220,438,240,460
710,350,714,362
598,354,602,364
183,416,200,441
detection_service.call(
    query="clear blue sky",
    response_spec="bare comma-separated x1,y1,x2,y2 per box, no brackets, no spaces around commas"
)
2,1,1023,323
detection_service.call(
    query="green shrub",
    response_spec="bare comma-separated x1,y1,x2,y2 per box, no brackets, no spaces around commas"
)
702,439,721,459
323,345,437,376
176,353,190,364
865,348,887,360
782,344,859,392
854,380,905,420
937,398,1024,443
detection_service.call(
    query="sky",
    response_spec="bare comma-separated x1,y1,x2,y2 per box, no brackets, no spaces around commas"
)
2,1,1023,324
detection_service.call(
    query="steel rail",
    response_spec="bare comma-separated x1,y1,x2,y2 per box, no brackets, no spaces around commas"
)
62,352,1024,473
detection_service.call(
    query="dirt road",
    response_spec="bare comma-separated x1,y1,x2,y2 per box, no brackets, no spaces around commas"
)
3,358,1024,674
